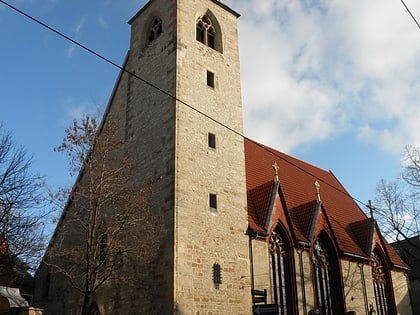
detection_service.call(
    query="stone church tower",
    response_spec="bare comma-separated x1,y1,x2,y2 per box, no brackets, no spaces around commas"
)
123,0,251,313
35,1,414,314
35,0,252,314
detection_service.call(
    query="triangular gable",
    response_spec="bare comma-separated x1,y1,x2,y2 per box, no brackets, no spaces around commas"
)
288,201,319,244
247,178,297,243
301,200,342,253
263,181,279,231
349,215,408,268
266,183,297,241
350,218,375,257
247,181,274,233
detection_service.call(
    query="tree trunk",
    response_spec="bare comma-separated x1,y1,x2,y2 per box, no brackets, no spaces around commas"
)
81,291,93,315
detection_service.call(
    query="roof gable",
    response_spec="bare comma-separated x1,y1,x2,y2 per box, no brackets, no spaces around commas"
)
247,181,274,233
244,138,371,257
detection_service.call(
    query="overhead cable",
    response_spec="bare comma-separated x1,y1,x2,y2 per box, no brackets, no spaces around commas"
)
0,0,374,211
400,0,420,29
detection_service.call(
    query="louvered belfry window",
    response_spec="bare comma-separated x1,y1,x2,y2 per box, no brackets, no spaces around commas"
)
196,15,216,49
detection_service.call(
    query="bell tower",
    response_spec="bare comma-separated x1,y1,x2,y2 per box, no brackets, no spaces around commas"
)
119,0,250,313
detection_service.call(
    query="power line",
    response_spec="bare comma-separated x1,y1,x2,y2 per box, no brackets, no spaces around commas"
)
0,0,373,211
400,0,420,29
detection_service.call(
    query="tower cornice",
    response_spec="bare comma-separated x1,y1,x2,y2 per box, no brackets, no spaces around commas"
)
128,0,240,25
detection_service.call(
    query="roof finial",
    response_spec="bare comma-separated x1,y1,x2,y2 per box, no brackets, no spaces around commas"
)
367,200,375,219
272,161,279,182
314,180,321,202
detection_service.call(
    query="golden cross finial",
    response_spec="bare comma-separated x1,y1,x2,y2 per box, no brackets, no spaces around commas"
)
272,161,279,182
314,180,321,202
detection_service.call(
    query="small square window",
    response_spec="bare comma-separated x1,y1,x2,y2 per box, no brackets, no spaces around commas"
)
208,133,216,149
209,193,217,209
207,71,215,88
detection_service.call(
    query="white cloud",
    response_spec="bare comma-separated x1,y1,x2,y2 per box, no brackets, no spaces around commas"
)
67,105,89,121
75,16,85,34
67,15,86,57
96,16,108,29
64,97,101,122
225,0,420,154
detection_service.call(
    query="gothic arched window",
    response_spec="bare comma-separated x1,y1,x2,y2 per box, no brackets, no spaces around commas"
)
146,17,162,44
371,249,395,315
196,14,221,52
268,226,294,314
311,235,344,315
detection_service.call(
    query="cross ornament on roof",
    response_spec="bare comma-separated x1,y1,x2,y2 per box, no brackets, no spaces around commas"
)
367,200,375,219
314,180,321,202
272,161,279,182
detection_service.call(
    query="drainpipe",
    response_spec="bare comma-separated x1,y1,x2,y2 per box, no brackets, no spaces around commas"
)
358,263,369,315
249,235,255,292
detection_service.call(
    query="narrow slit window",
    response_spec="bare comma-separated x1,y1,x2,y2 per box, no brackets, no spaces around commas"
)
208,133,216,149
209,193,217,209
213,263,222,289
207,71,215,88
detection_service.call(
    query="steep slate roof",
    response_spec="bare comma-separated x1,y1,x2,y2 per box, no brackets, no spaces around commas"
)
244,138,399,261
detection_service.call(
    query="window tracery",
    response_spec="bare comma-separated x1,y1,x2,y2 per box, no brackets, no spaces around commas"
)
196,14,218,51
311,236,344,315
269,228,293,314
371,250,393,315
312,238,332,315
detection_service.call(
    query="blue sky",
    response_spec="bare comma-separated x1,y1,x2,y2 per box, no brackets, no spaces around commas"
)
1,0,420,216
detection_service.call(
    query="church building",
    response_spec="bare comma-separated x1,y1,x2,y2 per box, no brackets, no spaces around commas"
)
34,0,412,314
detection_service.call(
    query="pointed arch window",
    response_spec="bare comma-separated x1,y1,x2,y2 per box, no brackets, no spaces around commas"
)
146,17,162,44
268,226,294,314
196,14,221,52
371,249,395,315
311,236,344,315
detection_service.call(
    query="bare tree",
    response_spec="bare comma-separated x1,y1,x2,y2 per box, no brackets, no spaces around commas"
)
43,115,159,315
375,145,420,266
0,124,47,282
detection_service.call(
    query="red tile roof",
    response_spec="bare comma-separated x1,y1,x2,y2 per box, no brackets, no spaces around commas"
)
245,138,376,258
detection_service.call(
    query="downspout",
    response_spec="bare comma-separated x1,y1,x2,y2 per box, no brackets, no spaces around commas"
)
249,235,255,293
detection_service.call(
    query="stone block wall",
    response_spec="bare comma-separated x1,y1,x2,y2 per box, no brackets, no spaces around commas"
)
173,1,251,313
391,270,412,314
